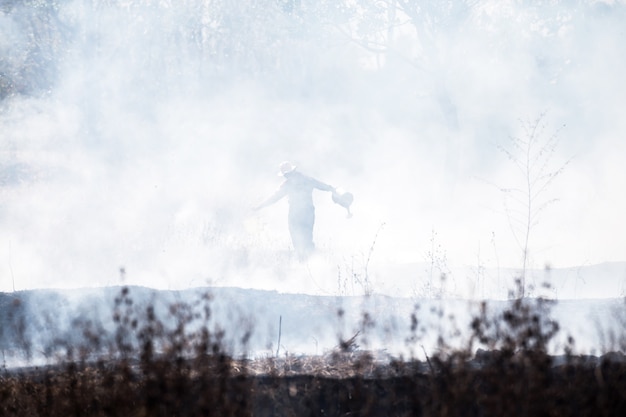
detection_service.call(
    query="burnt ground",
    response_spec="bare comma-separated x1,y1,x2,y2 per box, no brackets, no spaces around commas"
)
1,351,625,416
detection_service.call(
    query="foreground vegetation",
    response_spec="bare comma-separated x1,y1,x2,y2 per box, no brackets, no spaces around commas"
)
1,286,625,416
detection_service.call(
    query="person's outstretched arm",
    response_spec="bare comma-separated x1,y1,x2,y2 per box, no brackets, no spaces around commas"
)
253,184,287,211
308,176,335,193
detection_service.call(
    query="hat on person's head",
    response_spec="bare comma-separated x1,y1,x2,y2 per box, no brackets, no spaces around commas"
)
278,161,297,176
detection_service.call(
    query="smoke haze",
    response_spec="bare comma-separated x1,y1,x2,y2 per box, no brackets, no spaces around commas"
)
1,0,625,295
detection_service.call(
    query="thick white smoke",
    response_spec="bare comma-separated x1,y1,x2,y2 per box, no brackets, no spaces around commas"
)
1,1,625,296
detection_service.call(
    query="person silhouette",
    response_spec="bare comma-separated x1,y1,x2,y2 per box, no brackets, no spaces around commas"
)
254,161,336,260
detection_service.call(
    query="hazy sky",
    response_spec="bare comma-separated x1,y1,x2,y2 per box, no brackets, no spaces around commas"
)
1,0,625,294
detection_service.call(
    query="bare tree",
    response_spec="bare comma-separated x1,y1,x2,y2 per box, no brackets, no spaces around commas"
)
497,113,569,297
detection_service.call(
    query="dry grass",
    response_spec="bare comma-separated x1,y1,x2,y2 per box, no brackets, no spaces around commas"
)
1,286,625,416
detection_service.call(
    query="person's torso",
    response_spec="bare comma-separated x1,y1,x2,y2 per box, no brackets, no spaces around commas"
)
283,173,316,210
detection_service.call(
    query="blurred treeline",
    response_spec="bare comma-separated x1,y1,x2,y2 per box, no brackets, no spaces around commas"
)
2,0,623,106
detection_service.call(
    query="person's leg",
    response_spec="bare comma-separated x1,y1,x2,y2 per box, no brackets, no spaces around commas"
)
288,209,315,259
